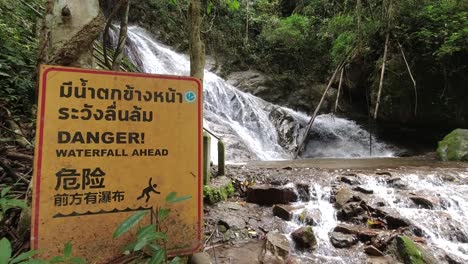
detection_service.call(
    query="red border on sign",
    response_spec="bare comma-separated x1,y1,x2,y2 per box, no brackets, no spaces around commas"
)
33,66,203,255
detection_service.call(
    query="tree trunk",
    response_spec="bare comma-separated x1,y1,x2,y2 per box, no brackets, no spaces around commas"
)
112,1,130,71
188,0,205,80
398,41,417,116
334,67,344,113
373,32,390,120
39,0,105,68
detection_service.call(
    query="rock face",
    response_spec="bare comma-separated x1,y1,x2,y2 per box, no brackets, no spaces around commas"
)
246,185,298,205
437,129,468,162
409,195,437,209
260,231,290,264
329,231,358,248
291,226,317,250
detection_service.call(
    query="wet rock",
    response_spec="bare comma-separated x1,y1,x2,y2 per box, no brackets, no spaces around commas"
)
334,187,360,208
395,235,438,264
273,204,295,221
376,171,392,176
339,201,365,220
448,224,468,243
341,176,361,185
247,185,298,205
384,212,411,229
364,245,384,256
445,253,465,264
333,224,379,242
409,195,438,209
291,226,317,250
329,231,358,248
354,186,374,194
260,231,290,263
218,214,246,230
190,252,212,264
295,182,310,201
386,176,401,184
204,177,235,204
298,208,321,226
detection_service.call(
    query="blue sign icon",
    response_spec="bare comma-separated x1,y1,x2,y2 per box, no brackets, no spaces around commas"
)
185,91,196,103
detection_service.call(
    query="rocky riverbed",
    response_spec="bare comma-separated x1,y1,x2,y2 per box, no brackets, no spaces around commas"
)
200,156,468,264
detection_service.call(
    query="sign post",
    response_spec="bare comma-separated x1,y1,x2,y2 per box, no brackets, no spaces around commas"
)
32,65,203,262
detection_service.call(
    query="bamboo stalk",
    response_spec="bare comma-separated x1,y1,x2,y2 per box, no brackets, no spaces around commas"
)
294,62,345,159
397,41,417,116
373,32,390,119
334,67,345,113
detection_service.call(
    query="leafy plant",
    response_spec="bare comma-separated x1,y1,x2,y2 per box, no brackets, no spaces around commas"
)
48,242,86,264
113,192,191,264
0,237,39,264
0,186,28,220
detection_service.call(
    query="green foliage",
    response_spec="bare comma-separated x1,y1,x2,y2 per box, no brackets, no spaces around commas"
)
48,242,86,264
114,192,191,263
0,186,28,220
262,14,310,49
0,0,42,116
203,181,234,204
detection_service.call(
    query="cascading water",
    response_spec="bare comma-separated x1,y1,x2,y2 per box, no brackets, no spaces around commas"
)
121,26,394,162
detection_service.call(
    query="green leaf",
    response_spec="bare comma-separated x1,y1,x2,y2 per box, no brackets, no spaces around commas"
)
0,238,12,264
169,256,181,264
149,249,165,264
21,260,49,264
207,1,213,15
10,250,38,263
5,199,28,210
158,208,171,221
64,241,72,258
165,192,191,204
113,211,148,238
136,224,156,238
147,244,161,253
1,187,11,197
49,255,64,263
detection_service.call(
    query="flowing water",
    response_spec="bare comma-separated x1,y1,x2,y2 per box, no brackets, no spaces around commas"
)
281,169,468,263
121,26,395,162
119,26,468,262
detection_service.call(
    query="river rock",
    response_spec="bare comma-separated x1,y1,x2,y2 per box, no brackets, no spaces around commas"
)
329,231,358,248
295,182,310,201
333,224,379,242
190,252,212,264
384,212,411,229
409,195,437,209
339,201,366,220
247,185,298,205
273,204,295,221
291,226,317,250
334,187,360,208
341,176,361,185
260,231,290,264
437,129,468,162
364,245,384,256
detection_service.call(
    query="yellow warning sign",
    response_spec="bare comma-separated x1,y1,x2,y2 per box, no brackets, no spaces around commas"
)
32,65,203,262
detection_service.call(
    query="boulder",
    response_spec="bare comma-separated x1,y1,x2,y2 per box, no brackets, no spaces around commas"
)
291,226,317,250
329,231,358,248
247,185,298,205
273,204,295,221
339,202,366,220
260,231,290,264
190,252,212,264
437,129,468,161
384,213,411,229
203,176,235,204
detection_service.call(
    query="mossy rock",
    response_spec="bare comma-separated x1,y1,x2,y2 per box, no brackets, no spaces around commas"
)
437,129,468,162
203,176,235,204
395,235,437,264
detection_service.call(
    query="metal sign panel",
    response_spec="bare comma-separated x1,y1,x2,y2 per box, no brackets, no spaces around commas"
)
32,65,203,262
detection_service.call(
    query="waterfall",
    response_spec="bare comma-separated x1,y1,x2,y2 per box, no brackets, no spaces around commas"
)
122,26,395,162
